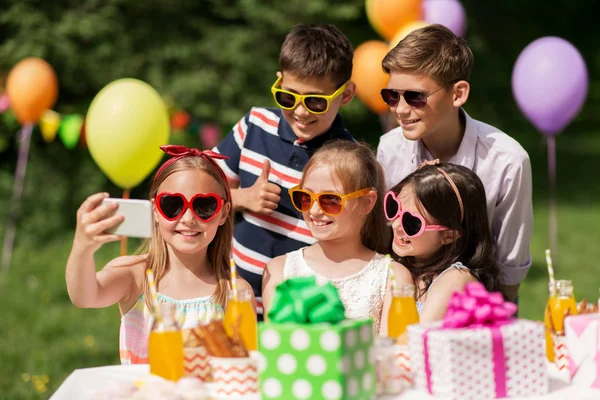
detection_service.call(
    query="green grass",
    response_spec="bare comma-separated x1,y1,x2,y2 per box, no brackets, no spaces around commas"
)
1,130,599,399
0,234,142,399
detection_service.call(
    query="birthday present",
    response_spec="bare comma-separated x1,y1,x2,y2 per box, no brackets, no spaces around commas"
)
258,276,375,400
408,282,548,400
565,313,600,389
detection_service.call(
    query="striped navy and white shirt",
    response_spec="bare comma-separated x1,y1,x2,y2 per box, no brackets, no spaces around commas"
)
214,107,354,316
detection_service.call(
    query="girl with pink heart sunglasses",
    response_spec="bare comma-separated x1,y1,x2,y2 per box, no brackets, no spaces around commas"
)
386,161,502,324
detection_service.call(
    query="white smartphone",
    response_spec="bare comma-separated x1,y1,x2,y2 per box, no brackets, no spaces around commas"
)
102,198,153,238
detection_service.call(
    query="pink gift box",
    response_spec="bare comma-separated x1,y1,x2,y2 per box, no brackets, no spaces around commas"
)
565,313,600,389
408,319,549,400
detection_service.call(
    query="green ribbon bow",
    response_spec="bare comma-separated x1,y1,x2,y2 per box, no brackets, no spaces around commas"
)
267,276,346,324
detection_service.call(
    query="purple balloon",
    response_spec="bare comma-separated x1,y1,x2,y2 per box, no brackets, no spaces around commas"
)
423,0,467,37
512,37,588,136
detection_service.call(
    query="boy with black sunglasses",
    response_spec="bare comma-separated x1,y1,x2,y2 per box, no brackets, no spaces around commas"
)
377,24,533,304
214,24,356,319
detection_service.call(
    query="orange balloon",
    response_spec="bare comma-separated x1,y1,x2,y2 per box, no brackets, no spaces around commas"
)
352,41,391,115
6,58,59,124
366,0,423,41
389,21,429,49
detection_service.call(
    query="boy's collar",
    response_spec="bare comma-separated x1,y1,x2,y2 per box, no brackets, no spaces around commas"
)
414,109,476,170
276,109,348,147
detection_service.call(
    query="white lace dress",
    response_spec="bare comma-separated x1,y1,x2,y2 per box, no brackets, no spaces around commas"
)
283,248,389,333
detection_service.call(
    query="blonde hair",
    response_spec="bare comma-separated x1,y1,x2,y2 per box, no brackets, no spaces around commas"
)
382,24,473,85
300,141,390,253
138,157,233,310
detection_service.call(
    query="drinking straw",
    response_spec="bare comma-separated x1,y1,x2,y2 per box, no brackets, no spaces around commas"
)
230,258,238,301
386,254,399,292
545,249,555,288
146,269,162,322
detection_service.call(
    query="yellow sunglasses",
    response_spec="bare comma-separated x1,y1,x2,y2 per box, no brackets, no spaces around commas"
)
271,76,349,115
288,186,372,216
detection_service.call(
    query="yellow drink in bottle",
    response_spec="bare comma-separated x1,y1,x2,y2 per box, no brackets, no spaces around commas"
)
149,303,184,381
549,280,577,335
388,284,420,339
224,288,257,351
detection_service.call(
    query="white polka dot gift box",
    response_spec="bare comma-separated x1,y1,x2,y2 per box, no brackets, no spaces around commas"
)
408,282,549,400
259,276,376,400
565,314,600,389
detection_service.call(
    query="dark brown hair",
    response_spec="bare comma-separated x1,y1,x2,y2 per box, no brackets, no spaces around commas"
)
382,24,473,85
279,24,353,87
301,140,390,253
390,163,500,298
139,157,233,310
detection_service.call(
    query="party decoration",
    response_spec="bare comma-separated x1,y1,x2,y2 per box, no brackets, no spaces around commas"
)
39,110,61,143
200,123,221,149
366,0,423,41
5,57,58,124
58,114,83,149
512,37,588,261
267,276,345,324
565,314,600,389
0,93,10,112
423,0,466,37
2,58,59,271
512,37,588,136
352,41,391,114
389,20,429,49
259,277,375,400
86,78,170,190
409,283,549,399
171,110,191,130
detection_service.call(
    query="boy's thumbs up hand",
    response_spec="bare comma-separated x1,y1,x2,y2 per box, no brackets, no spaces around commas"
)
244,160,281,215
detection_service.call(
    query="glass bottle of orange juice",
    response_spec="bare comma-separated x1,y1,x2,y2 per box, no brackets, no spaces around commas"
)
224,288,257,351
544,281,557,362
388,284,420,340
149,303,184,381
548,280,578,337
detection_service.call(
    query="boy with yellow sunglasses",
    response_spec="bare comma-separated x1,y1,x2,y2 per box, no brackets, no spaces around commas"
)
213,24,356,320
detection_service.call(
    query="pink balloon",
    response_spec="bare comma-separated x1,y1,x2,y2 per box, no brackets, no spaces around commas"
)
0,94,10,112
423,0,467,37
200,123,221,149
512,37,588,136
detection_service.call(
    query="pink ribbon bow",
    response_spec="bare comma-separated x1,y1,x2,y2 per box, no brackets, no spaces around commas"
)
153,145,231,200
442,282,518,329
424,282,517,397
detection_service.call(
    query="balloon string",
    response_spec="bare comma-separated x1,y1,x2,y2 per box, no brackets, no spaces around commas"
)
120,189,130,257
547,136,558,267
2,123,34,272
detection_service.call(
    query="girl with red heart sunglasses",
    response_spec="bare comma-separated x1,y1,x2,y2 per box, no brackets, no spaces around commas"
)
386,161,501,324
66,145,255,365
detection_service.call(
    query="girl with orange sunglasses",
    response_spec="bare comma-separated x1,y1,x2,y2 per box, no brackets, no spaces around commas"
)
261,140,412,334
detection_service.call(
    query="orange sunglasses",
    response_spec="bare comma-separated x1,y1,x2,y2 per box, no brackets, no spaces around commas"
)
288,186,372,216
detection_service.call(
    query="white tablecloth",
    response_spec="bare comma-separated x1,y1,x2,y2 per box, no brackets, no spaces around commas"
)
50,364,599,400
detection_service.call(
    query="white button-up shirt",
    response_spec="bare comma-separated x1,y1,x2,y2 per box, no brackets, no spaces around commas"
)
377,110,533,286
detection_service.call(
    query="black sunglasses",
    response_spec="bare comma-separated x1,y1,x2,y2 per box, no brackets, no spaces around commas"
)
380,80,458,109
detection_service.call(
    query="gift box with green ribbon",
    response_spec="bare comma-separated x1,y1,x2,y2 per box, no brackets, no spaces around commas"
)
258,276,375,400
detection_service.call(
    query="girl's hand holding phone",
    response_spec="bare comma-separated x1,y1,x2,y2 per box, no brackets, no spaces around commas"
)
74,192,125,252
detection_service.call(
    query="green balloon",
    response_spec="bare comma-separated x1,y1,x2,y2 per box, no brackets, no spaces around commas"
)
58,114,83,149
